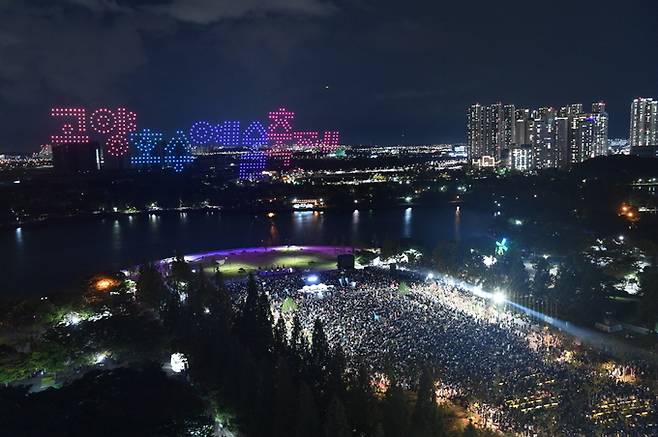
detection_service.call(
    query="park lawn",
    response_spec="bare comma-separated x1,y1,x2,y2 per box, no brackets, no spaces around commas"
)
199,250,338,278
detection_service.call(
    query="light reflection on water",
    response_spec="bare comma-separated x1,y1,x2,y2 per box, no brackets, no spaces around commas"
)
403,207,412,238
4,206,487,296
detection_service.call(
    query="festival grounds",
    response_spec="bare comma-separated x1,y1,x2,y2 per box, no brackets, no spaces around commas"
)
177,245,360,277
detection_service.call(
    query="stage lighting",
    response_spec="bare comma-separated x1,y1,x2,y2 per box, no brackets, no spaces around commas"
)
492,291,506,305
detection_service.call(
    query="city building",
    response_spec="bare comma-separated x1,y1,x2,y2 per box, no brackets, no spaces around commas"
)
514,108,531,145
559,103,583,117
467,103,486,159
629,98,658,152
52,142,102,172
504,144,534,171
502,104,516,151
474,101,609,170
555,117,570,166
533,108,558,169
609,138,630,155
467,102,515,164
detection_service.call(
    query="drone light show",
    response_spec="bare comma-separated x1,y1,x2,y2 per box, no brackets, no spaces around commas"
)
51,107,138,157
49,106,340,174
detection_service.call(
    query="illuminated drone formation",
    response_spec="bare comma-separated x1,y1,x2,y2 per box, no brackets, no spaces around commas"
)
49,106,339,175
267,107,296,167
50,106,137,157
243,121,268,148
130,129,164,166
239,121,269,180
188,121,215,146
163,130,195,172
238,150,267,180
50,108,89,144
319,131,341,154
215,121,241,147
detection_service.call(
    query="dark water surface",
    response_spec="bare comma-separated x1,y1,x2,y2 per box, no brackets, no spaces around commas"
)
3,207,492,296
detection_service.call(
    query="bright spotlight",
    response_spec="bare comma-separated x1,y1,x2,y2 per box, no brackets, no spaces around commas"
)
483,255,497,267
426,273,434,280
306,274,319,283
170,353,188,373
492,291,506,305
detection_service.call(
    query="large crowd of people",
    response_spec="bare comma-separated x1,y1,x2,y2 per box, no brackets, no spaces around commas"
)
226,267,657,436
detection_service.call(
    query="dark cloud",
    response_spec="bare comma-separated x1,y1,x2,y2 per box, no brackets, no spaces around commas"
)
149,0,336,24
0,2,146,104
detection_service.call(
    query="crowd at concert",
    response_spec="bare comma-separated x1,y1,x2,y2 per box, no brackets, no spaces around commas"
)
226,267,657,436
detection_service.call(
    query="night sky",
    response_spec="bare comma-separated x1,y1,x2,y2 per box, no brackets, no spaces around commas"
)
1,0,657,152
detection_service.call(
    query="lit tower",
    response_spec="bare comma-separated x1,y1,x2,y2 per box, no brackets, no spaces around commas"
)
630,97,658,148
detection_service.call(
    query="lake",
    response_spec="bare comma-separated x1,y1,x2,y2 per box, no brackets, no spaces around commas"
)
3,206,492,296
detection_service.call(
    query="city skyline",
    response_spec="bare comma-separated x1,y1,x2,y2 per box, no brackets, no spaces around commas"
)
467,100,621,169
1,1,658,151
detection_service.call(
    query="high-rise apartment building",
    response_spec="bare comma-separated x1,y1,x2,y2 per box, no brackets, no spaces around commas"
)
558,103,583,117
502,104,516,150
514,108,531,145
629,98,658,148
555,117,570,166
506,144,534,171
473,100,608,170
533,108,558,169
592,102,606,114
467,104,485,159
467,103,515,162
484,103,503,159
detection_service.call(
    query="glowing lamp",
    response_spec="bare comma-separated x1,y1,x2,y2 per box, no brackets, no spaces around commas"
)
94,277,118,291
170,353,188,373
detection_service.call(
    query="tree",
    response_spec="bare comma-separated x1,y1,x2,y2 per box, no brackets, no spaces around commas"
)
503,252,529,295
256,288,274,354
325,343,347,403
187,269,211,316
213,268,225,290
433,241,459,274
532,256,552,299
136,263,166,309
281,296,299,313
289,314,308,375
273,316,288,355
171,252,192,283
638,266,658,328
398,281,411,296
294,382,321,437
348,364,376,436
382,374,409,437
272,358,297,437
323,397,351,437
411,368,443,437
236,274,272,357
208,271,233,333
311,319,330,368
463,422,477,437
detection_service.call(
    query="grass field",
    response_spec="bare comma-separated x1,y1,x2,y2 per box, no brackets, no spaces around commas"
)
193,246,352,278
